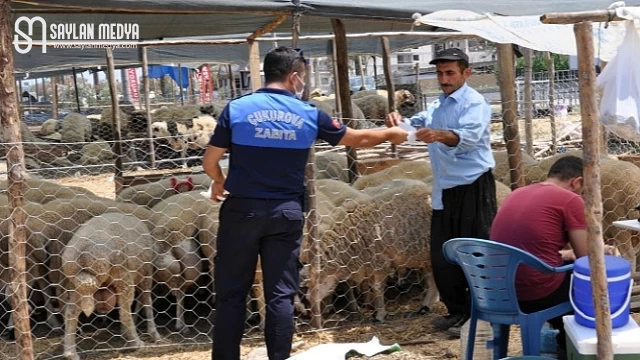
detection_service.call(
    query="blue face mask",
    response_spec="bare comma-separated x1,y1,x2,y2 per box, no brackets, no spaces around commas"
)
294,73,306,99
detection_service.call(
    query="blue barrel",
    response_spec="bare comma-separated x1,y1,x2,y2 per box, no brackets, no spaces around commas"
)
570,255,632,328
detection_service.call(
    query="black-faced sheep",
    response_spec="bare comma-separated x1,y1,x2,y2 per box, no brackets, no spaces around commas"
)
353,92,416,126
60,212,161,360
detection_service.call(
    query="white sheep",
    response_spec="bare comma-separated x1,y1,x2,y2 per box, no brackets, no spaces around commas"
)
60,113,92,143
60,212,161,360
39,119,60,136
352,159,432,190
353,93,416,125
304,181,437,322
152,238,204,332
351,89,416,104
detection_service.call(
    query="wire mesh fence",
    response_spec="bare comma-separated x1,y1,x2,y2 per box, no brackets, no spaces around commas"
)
2,75,640,359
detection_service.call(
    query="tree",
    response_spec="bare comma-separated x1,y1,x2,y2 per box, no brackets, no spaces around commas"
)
516,52,569,74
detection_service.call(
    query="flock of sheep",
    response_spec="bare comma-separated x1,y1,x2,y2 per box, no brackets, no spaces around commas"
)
1,90,640,359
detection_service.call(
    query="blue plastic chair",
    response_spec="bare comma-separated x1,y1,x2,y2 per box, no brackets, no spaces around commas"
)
442,238,574,360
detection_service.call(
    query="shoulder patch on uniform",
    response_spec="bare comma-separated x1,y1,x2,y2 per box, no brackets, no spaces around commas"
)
331,117,341,129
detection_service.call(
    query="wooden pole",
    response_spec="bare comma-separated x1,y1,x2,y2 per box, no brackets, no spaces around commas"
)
332,19,360,185
524,48,534,156
545,52,557,154
248,41,262,91
357,56,366,90
414,62,422,112
332,40,343,117
71,67,82,112
292,13,319,330
541,9,623,24
141,47,156,168
599,61,609,155
497,43,526,189
92,70,100,100
314,58,321,90
178,63,184,106
188,69,196,104
105,48,125,186
51,76,58,119
574,21,612,360
0,0,35,357
227,64,236,99
381,36,398,158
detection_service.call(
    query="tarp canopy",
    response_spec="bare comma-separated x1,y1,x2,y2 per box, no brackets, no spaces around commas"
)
413,6,640,62
11,0,638,76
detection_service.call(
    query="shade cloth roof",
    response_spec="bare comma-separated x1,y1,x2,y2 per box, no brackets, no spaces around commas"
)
11,0,637,76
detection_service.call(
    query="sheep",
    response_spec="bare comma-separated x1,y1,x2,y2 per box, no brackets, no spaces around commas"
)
310,98,377,129
492,150,539,187
495,180,512,208
353,93,416,126
182,115,217,150
116,173,213,208
78,143,115,165
151,238,204,332
316,179,372,209
60,212,161,360
149,191,302,329
0,178,98,204
304,182,437,322
152,105,202,122
352,160,432,190
60,113,92,143
351,89,416,105
40,119,60,136
0,122,37,143
309,88,326,98
99,107,130,133
315,151,349,183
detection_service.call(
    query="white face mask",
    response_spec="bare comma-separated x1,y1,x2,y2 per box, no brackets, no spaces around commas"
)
294,73,306,99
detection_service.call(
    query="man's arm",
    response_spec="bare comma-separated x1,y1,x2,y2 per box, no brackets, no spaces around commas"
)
338,127,407,148
566,196,589,259
440,100,491,152
202,145,227,183
568,229,589,259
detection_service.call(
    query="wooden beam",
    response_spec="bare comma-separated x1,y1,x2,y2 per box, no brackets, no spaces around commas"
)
332,19,360,184
497,43,526,189
256,31,479,42
227,64,236,99
0,0,35,357
414,62,422,112
141,47,156,168
248,40,262,91
545,51,557,154
51,75,58,119
524,48,534,156
574,20,612,360
105,48,125,180
247,14,288,41
381,36,397,158
541,9,622,24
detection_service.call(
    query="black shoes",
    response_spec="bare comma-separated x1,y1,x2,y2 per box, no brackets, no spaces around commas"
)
431,313,470,333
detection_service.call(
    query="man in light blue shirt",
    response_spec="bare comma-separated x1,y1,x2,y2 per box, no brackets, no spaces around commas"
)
386,48,498,336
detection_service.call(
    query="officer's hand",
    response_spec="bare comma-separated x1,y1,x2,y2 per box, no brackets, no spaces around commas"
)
385,111,403,128
211,181,227,203
387,127,409,145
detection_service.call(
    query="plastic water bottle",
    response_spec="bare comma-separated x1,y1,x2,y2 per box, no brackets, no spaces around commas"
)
460,319,494,360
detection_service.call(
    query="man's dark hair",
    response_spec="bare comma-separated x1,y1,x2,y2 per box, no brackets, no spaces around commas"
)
547,155,584,181
263,46,307,84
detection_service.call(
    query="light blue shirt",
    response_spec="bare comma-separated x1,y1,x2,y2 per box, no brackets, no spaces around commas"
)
407,83,495,210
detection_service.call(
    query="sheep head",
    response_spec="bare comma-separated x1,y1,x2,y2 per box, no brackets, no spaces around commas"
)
72,272,99,317
395,89,416,106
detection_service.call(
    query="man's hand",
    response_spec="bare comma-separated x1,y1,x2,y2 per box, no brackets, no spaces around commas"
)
415,128,441,143
385,111,403,128
211,180,227,203
559,249,576,262
386,127,409,144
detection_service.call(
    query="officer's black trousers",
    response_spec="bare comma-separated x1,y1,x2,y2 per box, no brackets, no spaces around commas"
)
429,170,498,316
212,196,304,360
